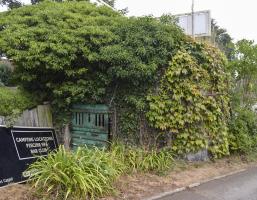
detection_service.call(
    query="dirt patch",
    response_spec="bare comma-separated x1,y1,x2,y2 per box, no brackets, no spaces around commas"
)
0,184,34,200
101,157,257,200
1,156,256,200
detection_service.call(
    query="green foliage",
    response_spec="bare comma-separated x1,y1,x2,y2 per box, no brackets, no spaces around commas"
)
147,43,231,158
28,144,173,199
229,39,257,108
0,87,36,116
106,17,184,142
0,0,235,156
0,0,23,9
227,38,257,156
4,108,21,127
228,108,257,154
28,146,125,200
211,20,235,60
0,0,185,144
0,1,184,125
111,142,174,174
0,1,122,111
227,39,257,156
115,106,140,144
0,62,12,86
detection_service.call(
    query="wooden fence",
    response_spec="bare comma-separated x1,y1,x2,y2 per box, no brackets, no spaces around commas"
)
0,104,53,127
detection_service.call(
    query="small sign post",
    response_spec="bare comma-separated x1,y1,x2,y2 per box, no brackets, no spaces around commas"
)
0,126,58,188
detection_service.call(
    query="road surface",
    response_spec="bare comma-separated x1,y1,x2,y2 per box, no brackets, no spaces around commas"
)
158,167,257,200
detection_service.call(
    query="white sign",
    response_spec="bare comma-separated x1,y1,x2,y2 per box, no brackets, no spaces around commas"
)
176,10,211,37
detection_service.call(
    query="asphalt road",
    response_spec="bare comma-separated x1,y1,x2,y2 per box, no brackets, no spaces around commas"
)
158,167,257,200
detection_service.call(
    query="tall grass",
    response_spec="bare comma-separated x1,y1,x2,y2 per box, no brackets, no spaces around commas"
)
28,144,174,199
28,146,124,200
111,142,174,174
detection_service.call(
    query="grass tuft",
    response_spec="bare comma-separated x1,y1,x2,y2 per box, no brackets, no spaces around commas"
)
28,143,174,199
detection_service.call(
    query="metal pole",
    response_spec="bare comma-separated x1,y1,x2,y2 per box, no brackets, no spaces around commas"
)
192,0,195,38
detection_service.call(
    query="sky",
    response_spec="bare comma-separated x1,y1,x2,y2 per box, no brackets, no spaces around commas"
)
115,0,257,43
0,0,256,42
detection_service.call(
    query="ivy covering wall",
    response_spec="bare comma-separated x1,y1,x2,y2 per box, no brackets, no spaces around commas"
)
147,43,231,158
0,1,231,157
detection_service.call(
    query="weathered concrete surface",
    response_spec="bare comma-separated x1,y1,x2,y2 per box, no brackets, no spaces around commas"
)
158,167,257,200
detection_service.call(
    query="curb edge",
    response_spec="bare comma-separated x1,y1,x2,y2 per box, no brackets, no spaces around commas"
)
144,168,247,200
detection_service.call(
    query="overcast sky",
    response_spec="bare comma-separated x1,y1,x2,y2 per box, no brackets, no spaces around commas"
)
115,0,256,43
1,0,256,42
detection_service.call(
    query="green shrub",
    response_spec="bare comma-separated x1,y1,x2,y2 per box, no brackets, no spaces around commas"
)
0,1,184,131
147,45,231,158
0,63,12,86
229,108,257,154
28,144,174,199
111,142,174,174
0,87,36,116
28,146,125,200
140,149,173,173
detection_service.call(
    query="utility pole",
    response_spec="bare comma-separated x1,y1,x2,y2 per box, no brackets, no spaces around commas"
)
191,0,195,38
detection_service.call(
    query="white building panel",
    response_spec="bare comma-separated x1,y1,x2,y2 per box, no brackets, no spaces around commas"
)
176,10,211,37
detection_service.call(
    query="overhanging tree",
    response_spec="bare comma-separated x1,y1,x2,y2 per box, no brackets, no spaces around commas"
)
0,1,184,112
0,0,186,145
0,1,231,152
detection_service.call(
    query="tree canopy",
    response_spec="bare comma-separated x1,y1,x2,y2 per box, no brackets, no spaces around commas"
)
0,1,233,155
230,39,257,108
0,1,184,111
0,0,114,9
211,20,235,60
0,62,12,86
0,0,22,9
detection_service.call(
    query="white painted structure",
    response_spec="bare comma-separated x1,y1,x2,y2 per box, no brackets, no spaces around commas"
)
176,10,211,37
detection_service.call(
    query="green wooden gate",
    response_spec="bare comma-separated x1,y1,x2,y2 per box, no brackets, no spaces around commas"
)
71,104,109,149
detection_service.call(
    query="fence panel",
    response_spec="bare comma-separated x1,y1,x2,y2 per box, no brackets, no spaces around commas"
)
0,104,53,127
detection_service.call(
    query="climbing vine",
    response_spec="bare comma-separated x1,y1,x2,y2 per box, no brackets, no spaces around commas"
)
147,43,231,158
0,1,232,157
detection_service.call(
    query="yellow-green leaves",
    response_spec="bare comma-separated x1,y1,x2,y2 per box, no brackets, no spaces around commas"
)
28,145,125,200
147,44,231,158
28,144,174,199
0,87,37,116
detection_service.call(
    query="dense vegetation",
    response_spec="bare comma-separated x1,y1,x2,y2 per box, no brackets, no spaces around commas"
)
229,39,257,108
0,1,256,199
0,1,232,155
0,87,36,116
228,39,257,155
0,1,122,107
28,144,173,199
147,44,230,158
0,62,12,86
0,1,183,113
211,19,235,60
228,108,257,154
